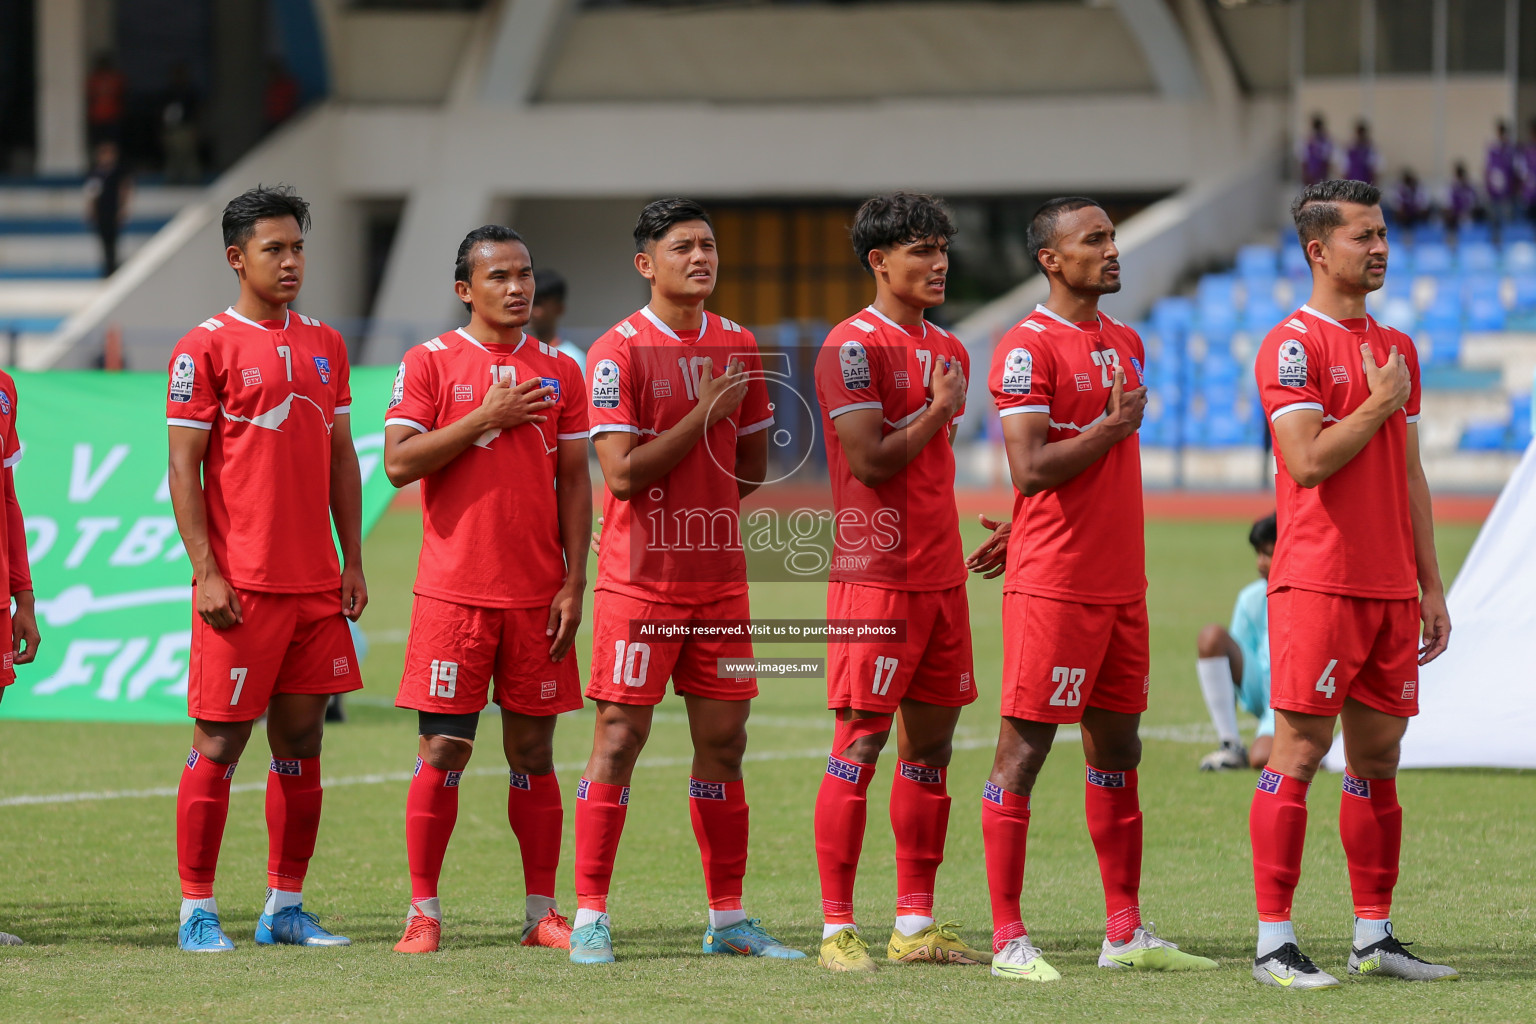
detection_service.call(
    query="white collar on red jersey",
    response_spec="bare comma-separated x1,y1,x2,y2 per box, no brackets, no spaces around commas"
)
223,306,290,331
455,326,526,354
1299,304,1373,332
639,305,709,341
1031,303,1102,332
862,305,929,338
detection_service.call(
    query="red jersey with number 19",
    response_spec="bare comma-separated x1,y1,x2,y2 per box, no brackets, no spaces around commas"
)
586,307,773,605
989,304,1147,605
386,328,588,609
166,308,351,593
1255,305,1422,600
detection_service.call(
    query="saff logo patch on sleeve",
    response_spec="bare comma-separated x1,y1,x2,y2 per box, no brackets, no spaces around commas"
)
592,359,621,408
839,340,871,390
170,353,196,402
389,362,406,409
1000,347,1033,395
313,356,331,384
1278,339,1308,387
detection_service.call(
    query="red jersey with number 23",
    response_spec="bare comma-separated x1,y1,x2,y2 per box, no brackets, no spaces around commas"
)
386,328,588,609
990,304,1147,605
1255,305,1421,600
166,308,351,593
586,307,773,605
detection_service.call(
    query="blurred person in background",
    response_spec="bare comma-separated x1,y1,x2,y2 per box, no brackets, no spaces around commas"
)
84,141,132,276
263,58,301,135
531,268,584,370
1194,513,1276,772
85,53,125,148
1344,122,1378,186
1486,121,1517,228
1445,162,1481,231
159,63,202,185
1516,117,1536,224
1391,170,1429,231
1300,115,1333,186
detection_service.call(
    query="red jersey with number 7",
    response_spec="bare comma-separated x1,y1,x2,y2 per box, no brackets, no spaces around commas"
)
1255,305,1421,600
989,304,1147,605
586,307,773,605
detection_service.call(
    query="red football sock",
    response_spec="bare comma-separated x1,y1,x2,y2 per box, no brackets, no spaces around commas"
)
1250,767,1310,921
574,778,629,913
890,760,949,919
981,781,1031,952
508,770,563,900
813,755,875,924
688,777,748,911
405,758,462,901
1085,765,1143,942
177,749,237,899
1339,773,1401,920
266,756,323,891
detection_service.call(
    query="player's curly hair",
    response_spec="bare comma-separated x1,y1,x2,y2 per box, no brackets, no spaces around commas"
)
454,224,527,310
851,192,956,277
221,183,310,249
634,198,714,253
1291,179,1382,247
1248,512,1277,552
1024,197,1102,273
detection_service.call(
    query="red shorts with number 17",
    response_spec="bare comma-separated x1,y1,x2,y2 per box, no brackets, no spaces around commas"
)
1269,587,1420,718
1000,593,1149,724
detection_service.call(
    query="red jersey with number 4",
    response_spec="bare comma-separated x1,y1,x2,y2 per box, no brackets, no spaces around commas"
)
814,307,968,590
990,304,1147,605
386,328,588,609
166,308,351,593
586,307,773,605
1255,305,1422,600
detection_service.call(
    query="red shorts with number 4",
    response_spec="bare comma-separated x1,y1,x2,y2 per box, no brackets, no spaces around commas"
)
397,594,583,716
1269,587,1420,718
586,590,757,706
1000,593,1149,724
189,585,361,722
826,581,976,713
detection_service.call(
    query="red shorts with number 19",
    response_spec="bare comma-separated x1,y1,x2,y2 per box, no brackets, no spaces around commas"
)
1269,587,1420,718
1000,593,1149,724
189,585,361,722
586,591,758,705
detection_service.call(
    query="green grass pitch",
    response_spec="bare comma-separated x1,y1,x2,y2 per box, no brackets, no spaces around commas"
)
2,509,1531,1023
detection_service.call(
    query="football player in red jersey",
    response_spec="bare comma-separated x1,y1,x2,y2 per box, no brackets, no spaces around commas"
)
569,199,803,964
1248,179,1456,988
383,226,590,954
165,185,366,952
970,198,1216,981
810,192,989,972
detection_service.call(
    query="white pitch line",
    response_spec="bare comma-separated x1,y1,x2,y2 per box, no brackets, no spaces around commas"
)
0,725,1216,809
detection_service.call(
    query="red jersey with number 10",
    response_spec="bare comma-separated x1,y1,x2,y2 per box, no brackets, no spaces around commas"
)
386,328,588,609
989,304,1147,605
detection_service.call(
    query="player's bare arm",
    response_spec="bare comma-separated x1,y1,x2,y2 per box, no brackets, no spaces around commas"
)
1270,344,1409,488
383,377,553,486
548,436,592,661
1406,422,1450,664
735,426,768,499
1004,365,1144,497
167,424,242,628
330,413,368,621
834,357,964,487
592,356,747,501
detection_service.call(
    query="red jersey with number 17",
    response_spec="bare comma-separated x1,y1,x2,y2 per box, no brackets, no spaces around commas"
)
165,308,351,594
814,306,968,590
989,304,1147,605
386,328,588,609
1255,305,1422,600
586,307,773,605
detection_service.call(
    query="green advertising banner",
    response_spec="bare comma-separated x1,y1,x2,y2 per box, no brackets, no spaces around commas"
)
0,368,401,723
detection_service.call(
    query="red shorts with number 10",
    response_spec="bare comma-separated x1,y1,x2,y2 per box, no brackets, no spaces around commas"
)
586,590,758,705
1269,587,1420,718
1001,593,1149,724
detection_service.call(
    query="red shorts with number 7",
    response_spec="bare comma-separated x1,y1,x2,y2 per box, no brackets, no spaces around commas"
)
1000,593,1149,724
1269,587,1420,718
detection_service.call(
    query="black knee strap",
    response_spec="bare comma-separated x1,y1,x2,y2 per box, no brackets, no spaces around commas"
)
418,710,479,740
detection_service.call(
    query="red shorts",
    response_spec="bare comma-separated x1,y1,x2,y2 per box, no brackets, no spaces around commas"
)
586,590,757,705
189,585,361,722
0,605,13,688
1270,588,1420,718
397,594,583,716
1000,593,1149,724
826,581,976,713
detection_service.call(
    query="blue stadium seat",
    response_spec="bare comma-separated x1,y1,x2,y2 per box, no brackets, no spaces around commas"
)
1459,221,1494,245
1506,240,1536,274
1243,298,1284,336
1281,244,1309,280
1503,221,1536,245
1414,243,1454,275
1417,319,1462,367
1459,419,1509,450
1377,296,1417,333
1463,276,1506,330
1511,272,1536,312
1151,296,1195,343
1513,399,1534,449
1460,241,1500,274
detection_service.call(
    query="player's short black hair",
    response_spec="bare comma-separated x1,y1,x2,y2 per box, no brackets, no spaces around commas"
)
850,192,956,277
1291,179,1381,248
1025,197,1104,273
222,184,310,250
533,267,567,304
1248,512,1277,553
634,198,713,253
454,224,527,311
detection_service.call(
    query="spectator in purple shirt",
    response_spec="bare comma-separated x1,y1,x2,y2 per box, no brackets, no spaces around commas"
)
1299,115,1333,186
1446,162,1482,230
1486,120,1517,225
1517,117,1536,221
1393,169,1429,230
1344,121,1379,185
